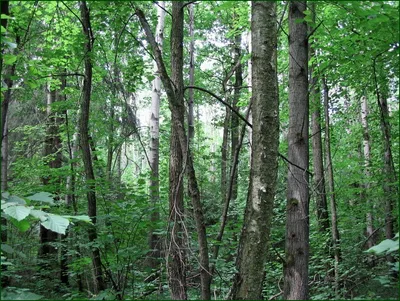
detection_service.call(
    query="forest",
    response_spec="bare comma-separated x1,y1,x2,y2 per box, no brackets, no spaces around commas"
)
0,1,399,300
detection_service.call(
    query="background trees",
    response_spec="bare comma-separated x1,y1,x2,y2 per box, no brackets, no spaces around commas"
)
1,1,398,300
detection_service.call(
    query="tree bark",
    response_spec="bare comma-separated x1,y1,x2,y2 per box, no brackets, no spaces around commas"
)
230,2,278,299
79,1,105,293
148,1,165,270
284,2,309,300
323,78,341,297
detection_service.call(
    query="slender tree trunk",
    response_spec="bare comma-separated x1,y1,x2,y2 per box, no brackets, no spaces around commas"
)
360,94,376,250
79,1,105,293
284,2,309,300
136,3,211,298
39,85,62,280
188,3,195,141
230,2,278,299
309,4,329,234
221,107,230,204
230,32,242,205
323,78,341,297
148,1,165,270
373,73,397,272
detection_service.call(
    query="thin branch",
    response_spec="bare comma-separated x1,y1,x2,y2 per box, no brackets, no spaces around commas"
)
183,85,251,128
153,1,172,18
61,1,85,30
181,1,197,10
307,20,323,39
277,1,289,37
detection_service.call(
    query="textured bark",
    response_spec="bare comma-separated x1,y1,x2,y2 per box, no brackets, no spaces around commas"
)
323,78,341,297
79,1,105,293
309,5,329,234
284,2,309,300
230,2,278,299
148,1,165,269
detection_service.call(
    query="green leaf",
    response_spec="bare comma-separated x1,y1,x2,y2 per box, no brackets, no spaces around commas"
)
1,244,14,254
3,54,17,65
29,209,48,221
10,219,30,232
41,214,69,234
27,192,54,204
63,215,92,223
4,205,31,221
7,195,27,205
1,192,10,199
366,237,399,255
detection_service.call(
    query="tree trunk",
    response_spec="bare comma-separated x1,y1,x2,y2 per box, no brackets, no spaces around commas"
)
230,32,242,205
360,94,376,250
136,3,211,298
148,1,165,270
309,4,329,234
323,78,341,297
79,1,105,293
188,3,195,141
39,85,62,280
284,2,309,300
230,2,278,299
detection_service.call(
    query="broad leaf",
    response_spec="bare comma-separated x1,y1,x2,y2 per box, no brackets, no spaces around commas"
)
41,214,69,234
27,192,54,204
366,237,399,255
4,205,31,221
63,215,92,223
1,244,14,254
3,54,17,65
9,219,30,232
29,209,48,221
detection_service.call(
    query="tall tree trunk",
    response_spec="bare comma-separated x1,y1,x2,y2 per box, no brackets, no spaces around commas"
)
136,3,211,298
188,3,195,141
148,1,165,270
39,85,63,280
360,94,376,250
230,32,242,205
230,2,278,299
373,70,397,271
309,4,329,234
323,78,341,297
79,1,105,293
284,2,309,300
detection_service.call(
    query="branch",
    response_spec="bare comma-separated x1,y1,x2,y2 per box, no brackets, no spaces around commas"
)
153,1,172,18
183,85,251,128
182,1,197,10
183,85,314,177
135,8,175,102
307,20,323,40
279,153,313,177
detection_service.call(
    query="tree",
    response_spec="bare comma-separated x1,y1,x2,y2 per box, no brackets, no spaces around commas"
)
230,2,279,299
148,0,166,270
309,3,329,234
284,2,309,299
79,1,105,293
136,2,211,298
323,77,341,297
